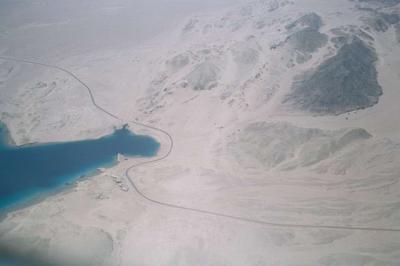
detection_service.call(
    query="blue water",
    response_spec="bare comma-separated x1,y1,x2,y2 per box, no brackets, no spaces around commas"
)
0,124,160,211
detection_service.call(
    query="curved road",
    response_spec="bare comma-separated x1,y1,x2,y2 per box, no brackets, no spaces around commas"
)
1,55,400,233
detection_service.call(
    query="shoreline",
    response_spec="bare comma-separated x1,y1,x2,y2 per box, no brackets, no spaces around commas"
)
0,122,16,147
0,121,163,219
0,160,113,221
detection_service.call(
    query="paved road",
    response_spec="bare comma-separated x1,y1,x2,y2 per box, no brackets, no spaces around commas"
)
1,55,400,233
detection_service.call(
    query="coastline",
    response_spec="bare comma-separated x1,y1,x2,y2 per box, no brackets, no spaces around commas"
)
0,158,115,220
0,122,16,147
0,120,162,218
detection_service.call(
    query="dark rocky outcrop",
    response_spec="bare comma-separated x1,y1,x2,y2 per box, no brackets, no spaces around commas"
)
284,13,327,64
330,36,350,48
364,12,400,32
286,27,328,54
396,23,400,42
283,37,382,115
358,0,400,6
330,28,374,48
367,16,390,31
380,13,400,24
285,13,323,31
185,62,219,90
166,53,190,72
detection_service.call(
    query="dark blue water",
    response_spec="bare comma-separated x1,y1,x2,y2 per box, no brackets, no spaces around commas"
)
0,124,160,211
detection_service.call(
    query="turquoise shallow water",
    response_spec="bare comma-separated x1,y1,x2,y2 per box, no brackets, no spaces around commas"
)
0,124,160,211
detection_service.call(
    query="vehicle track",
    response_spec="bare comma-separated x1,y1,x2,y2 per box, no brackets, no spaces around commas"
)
2,55,400,233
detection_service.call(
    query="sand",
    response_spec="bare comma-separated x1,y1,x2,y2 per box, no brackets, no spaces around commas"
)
1,0,400,265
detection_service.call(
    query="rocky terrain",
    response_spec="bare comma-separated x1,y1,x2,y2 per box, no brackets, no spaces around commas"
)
1,0,400,265
283,36,382,115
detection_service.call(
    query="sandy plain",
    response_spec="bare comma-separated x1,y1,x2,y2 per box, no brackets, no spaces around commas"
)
1,0,400,265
